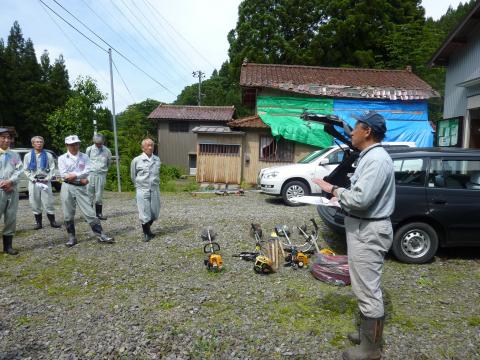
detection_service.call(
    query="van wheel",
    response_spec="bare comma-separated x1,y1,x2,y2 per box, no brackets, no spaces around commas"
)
392,222,438,264
282,181,309,206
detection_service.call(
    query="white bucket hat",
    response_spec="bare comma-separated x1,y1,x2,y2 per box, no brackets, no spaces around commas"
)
65,135,81,144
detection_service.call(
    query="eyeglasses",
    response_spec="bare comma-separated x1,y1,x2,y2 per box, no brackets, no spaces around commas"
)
0,135,11,140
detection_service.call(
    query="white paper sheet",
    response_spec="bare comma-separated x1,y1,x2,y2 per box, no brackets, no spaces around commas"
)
290,196,340,207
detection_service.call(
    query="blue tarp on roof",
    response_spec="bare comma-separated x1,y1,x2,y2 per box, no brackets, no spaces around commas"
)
333,99,434,147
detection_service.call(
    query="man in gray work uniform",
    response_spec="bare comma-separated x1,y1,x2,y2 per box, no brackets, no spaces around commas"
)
0,128,22,255
23,136,61,229
58,135,114,247
314,112,395,360
130,138,161,241
86,134,112,220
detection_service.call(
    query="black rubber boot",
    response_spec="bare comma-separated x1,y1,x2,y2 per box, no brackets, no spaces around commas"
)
91,223,114,243
342,314,384,360
65,221,77,247
95,204,107,220
47,213,61,228
141,223,155,242
3,235,18,255
347,313,361,345
34,214,43,230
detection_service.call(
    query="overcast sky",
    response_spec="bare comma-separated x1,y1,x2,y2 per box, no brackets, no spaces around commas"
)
0,0,466,112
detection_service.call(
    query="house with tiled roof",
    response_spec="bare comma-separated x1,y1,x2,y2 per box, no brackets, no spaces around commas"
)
148,104,235,174
428,1,480,148
204,62,438,185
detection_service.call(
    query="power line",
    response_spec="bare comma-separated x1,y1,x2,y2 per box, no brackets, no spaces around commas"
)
143,0,216,69
46,0,175,95
107,0,184,86
112,59,136,103
129,0,196,74
79,0,180,93
38,0,108,53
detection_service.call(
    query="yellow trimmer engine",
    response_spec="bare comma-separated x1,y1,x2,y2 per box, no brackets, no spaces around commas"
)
201,228,223,272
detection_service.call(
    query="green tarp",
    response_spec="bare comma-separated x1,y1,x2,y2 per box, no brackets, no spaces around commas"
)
257,96,334,148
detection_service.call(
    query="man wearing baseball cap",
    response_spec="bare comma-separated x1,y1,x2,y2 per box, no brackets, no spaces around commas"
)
86,134,112,220
58,135,114,247
314,111,395,360
0,128,23,255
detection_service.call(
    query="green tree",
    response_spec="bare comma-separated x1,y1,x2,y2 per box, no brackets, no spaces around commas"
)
0,22,71,146
45,76,107,152
174,62,252,118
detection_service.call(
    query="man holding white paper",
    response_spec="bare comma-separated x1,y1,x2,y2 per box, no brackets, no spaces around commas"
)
23,136,61,229
313,111,395,360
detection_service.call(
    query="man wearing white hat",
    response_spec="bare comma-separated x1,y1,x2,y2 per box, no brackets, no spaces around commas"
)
0,128,22,255
86,133,112,220
23,136,61,229
58,135,114,247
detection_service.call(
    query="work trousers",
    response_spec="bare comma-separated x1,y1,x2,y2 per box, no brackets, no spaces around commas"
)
28,181,55,215
61,183,99,225
87,173,107,205
136,187,160,224
0,190,19,236
345,216,393,318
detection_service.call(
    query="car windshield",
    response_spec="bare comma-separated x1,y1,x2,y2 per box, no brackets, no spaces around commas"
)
298,147,332,164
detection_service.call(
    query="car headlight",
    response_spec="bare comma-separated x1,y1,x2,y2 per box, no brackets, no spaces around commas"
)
264,171,278,179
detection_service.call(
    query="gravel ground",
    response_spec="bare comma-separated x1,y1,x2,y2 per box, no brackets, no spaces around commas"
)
0,191,479,360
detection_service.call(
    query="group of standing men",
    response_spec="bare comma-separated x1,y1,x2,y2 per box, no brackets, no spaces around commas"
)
0,128,161,254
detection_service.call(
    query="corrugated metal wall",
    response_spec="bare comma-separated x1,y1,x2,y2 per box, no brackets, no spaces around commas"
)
443,22,480,119
156,121,226,171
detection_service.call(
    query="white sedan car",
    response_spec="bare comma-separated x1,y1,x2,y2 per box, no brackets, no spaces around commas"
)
259,142,415,206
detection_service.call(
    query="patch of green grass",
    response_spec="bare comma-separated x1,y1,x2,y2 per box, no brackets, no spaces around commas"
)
16,315,32,326
416,277,433,287
467,316,480,326
160,180,178,193
266,292,355,347
319,293,357,315
158,301,176,310
190,337,217,359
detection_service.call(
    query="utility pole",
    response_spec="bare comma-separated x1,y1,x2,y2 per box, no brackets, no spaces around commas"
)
192,70,204,106
92,109,97,135
108,48,122,192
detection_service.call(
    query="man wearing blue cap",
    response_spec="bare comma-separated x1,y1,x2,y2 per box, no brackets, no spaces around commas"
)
314,111,395,360
0,128,22,255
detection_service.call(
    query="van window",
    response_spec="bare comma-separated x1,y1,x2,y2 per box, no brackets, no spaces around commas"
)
393,158,426,186
428,159,480,189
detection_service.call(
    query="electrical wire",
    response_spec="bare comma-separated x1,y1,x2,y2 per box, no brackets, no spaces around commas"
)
47,0,175,95
79,0,180,91
38,0,132,106
143,0,216,69
107,0,184,86
38,0,108,53
129,0,196,74
112,59,136,103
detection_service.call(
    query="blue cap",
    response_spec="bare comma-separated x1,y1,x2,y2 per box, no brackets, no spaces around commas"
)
352,111,387,135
